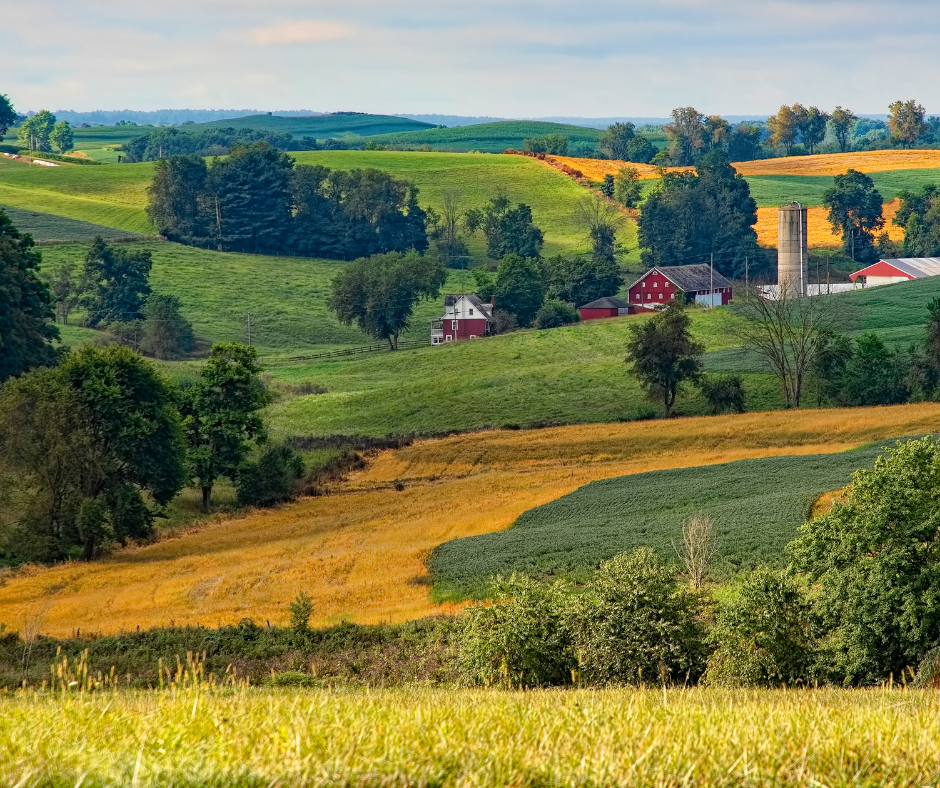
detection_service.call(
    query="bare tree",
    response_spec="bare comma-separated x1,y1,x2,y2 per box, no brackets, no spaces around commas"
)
673,513,719,589
732,286,843,408
575,194,625,263
432,188,470,268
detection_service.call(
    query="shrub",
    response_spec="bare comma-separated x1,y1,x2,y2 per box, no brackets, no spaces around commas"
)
490,309,519,335
533,300,580,329
569,548,708,685
914,646,940,688
697,374,746,414
236,444,304,507
459,574,574,688
704,567,816,687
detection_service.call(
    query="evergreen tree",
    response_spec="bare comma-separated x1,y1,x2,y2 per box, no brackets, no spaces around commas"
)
491,254,545,327
545,255,621,307
823,169,884,263
140,294,195,360
79,237,152,326
481,196,544,260
0,209,59,382
146,155,209,242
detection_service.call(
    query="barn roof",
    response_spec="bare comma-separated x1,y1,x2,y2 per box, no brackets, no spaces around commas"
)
849,258,940,281
654,264,733,292
579,296,630,310
443,293,493,316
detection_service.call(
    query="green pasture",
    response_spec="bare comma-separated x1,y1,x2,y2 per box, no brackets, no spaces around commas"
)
430,443,892,598
366,120,604,153
745,168,940,207
185,113,433,137
0,205,139,242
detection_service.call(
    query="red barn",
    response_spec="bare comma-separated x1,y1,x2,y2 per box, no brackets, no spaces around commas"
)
849,257,940,287
579,296,631,321
431,294,494,345
627,264,733,308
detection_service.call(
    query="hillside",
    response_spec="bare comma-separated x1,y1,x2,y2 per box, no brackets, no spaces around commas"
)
1,404,939,636
0,205,142,242
365,120,604,153
430,445,889,597
183,112,435,137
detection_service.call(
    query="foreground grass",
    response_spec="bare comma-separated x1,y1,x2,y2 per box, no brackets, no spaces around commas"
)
2,684,939,787
3,403,940,637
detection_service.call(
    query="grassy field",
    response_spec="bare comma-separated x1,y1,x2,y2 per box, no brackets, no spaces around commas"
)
186,112,434,137
366,120,604,153
0,204,140,242
2,403,940,637
2,684,939,787
430,444,890,597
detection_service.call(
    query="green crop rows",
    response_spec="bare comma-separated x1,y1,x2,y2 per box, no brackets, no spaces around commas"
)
429,443,896,598
0,205,139,242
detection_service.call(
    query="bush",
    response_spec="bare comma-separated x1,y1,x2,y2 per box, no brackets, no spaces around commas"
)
704,568,816,687
569,548,708,686
490,309,519,335
697,374,746,414
459,574,574,688
236,444,304,507
533,300,580,329
140,294,195,360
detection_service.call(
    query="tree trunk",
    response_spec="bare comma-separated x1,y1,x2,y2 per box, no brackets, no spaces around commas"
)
202,486,212,513
83,536,95,561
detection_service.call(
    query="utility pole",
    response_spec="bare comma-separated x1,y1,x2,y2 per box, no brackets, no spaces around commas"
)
745,255,749,291
247,312,251,347
710,252,714,308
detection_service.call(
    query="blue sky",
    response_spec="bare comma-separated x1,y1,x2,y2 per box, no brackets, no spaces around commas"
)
3,0,938,115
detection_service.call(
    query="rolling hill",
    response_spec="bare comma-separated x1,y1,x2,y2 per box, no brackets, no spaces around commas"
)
365,120,604,153
181,112,435,137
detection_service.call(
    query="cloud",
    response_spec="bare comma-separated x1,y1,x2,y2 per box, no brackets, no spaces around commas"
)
248,20,351,46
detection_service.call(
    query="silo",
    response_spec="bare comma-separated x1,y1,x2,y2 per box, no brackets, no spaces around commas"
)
777,202,808,298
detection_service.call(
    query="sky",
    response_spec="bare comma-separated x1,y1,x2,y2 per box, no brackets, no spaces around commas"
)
3,0,939,117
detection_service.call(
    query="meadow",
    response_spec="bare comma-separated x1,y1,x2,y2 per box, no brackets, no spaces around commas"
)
364,120,604,153
2,403,939,637
186,112,434,137
430,444,889,597
0,205,142,242
2,681,940,786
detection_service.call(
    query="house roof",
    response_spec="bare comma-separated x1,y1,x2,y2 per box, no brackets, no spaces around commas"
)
443,293,493,316
654,264,733,292
579,296,630,310
849,258,940,281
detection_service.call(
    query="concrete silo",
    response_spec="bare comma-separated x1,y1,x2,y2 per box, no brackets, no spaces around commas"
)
778,201,808,297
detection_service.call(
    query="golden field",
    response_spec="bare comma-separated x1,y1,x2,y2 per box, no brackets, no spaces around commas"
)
3,684,940,787
754,199,904,248
2,404,940,638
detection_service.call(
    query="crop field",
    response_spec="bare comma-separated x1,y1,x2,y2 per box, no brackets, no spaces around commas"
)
430,444,890,597
187,112,434,137
0,204,140,242
2,402,940,637
753,199,904,248
365,120,604,153
38,241,477,353
733,148,940,176
2,684,939,787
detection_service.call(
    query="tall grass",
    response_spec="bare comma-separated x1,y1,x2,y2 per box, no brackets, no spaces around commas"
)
1,681,939,786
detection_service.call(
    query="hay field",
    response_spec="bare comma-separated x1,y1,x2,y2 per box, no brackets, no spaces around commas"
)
2,403,940,638
3,684,940,787
753,198,903,248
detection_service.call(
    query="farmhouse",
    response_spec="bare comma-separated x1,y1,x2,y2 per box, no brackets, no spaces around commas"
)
579,296,631,321
849,258,940,287
431,294,493,344
627,264,733,309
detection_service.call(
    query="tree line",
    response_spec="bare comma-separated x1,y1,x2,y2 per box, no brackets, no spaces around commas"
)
147,144,428,258
12,109,74,154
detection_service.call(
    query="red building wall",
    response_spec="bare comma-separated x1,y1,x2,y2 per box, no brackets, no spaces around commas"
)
443,317,489,342
579,307,619,321
628,271,677,306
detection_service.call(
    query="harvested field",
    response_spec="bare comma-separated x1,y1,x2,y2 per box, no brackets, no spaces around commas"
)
3,404,940,638
754,198,904,247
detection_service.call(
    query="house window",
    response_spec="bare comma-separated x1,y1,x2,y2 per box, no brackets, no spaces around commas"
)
469,308,474,315
659,293,663,299
642,281,646,288
647,293,651,300
451,320,458,330
654,281,658,287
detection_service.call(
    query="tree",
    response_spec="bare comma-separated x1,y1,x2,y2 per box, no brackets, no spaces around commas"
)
16,110,56,152
329,251,446,349
0,346,187,562
523,134,568,155
625,299,703,417
140,294,195,360
626,136,657,164
180,343,270,512
236,444,304,507
79,236,152,326
576,195,624,266
799,107,829,154
614,166,643,208
790,437,940,683
428,188,470,268
888,100,926,147
544,254,621,307
42,264,80,325
732,287,839,408
810,331,854,406
664,107,705,166
49,121,74,153
0,208,58,382
829,107,858,153
697,374,746,414
600,174,614,198
146,155,209,242
895,186,940,257
702,115,731,153
726,124,763,162
490,254,545,327
924,298,940,390
823,169,884,263
479,194,543,260
599,122,635,160
839,333,909,406
766,105,801,155
638,150,759,278
533,300,580,329
0,93,18,140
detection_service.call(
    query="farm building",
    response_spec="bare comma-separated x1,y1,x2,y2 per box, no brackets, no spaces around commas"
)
849,258,940,287
431,294,493,344
627,264,733,308
579,296,631,321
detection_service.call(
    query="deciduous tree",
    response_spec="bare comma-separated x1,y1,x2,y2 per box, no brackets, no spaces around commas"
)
0,93,16,140
614,165,643,208
665,107,705,166
625,299,703,417
140,294,195,360
146,155,209,242
49,121,74,153
16,110,56,152
79,236,152,326
823,169,884,263
766,105,801,155
888,100,926,147
829,107,857,153
799,107,829,154
480,194,543,260
599,122,635,160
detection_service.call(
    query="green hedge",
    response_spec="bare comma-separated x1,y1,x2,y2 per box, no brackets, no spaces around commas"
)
18,150,105,165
